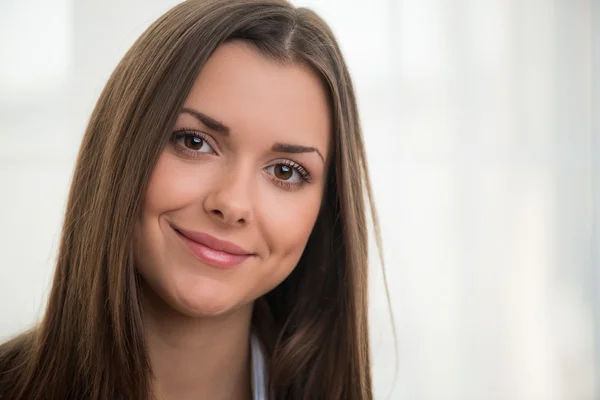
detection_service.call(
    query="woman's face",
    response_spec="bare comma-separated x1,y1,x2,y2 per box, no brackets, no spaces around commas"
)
134,41,331,318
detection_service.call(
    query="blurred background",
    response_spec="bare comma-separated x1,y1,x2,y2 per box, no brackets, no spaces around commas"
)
0,0,598,399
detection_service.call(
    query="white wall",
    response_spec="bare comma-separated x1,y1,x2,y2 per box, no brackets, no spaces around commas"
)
0,0,597,399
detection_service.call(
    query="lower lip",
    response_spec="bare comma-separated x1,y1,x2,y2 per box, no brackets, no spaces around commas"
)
175,230,251,269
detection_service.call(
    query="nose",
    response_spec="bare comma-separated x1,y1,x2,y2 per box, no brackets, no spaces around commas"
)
203,166,254,228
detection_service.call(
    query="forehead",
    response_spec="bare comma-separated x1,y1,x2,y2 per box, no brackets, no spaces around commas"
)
181,40,332,158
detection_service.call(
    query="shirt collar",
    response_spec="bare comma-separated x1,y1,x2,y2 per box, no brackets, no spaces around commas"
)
251,332,269,400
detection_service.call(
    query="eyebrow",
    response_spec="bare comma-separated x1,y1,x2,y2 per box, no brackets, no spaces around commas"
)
180,107,325,163
272,142,325,163
181,107,230,135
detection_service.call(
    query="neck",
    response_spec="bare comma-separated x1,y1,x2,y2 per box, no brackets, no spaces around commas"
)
142,288,254,400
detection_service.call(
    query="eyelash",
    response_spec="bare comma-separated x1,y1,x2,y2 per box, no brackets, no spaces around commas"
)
170,129,217,157
169,129,313,191
267,159,312,191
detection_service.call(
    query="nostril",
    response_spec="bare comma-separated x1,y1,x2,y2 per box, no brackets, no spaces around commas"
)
208,206,251,226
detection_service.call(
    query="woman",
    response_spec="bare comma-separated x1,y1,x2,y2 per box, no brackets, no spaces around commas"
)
0,0,381,398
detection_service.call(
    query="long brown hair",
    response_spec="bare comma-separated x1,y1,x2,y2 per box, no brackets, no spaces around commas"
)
0,1,382,398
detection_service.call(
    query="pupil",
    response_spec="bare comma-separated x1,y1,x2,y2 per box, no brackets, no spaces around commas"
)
185,136,203,150
275,165,293,180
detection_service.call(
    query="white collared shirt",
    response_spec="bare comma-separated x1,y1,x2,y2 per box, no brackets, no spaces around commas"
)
251,333,269,400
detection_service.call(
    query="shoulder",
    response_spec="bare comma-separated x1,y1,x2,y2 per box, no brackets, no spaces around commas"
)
0,331,35,396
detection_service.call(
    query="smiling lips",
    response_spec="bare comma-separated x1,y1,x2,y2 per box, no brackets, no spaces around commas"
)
173,226,253,268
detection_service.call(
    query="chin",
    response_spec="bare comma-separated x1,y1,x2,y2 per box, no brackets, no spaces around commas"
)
175,296,235,318
166,278,249,319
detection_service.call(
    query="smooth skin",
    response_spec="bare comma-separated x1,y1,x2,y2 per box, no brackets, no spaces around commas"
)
133,40,331,399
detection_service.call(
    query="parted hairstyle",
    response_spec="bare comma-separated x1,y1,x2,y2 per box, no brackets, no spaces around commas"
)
0,1,384,399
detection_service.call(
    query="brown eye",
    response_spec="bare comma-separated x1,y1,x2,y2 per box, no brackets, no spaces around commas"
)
184,135,203,150
274,164,293,180
264,161,311,190
171,131,215,155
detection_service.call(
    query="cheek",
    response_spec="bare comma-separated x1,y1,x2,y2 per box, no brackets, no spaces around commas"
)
143,152,211,215
133,153,214,305
135,153,204,275
257,188,324,276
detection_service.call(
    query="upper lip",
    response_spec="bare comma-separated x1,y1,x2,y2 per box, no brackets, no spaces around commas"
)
173,225,252,256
